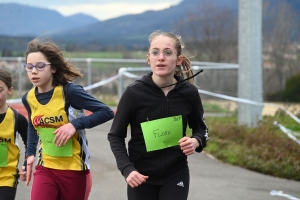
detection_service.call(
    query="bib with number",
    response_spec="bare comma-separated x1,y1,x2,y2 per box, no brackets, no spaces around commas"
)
0,142,8,167
38,127,73,157
140,115,182,152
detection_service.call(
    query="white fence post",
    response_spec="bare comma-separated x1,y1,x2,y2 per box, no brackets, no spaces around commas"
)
238,0,263,127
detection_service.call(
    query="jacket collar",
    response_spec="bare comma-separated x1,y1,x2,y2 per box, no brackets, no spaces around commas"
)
136,72,187,90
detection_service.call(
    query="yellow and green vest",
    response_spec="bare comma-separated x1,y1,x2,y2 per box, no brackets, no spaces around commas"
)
26,85,89,171
0,107,20,187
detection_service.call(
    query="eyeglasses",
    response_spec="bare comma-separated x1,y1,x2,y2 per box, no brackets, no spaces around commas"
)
149,49,177,57
23,62,51,72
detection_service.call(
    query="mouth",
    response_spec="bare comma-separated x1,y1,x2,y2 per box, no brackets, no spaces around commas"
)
31,77,39,82
157,64,166,68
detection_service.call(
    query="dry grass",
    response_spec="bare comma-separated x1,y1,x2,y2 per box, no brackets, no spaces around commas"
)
196,115,300,181
202,100,300,116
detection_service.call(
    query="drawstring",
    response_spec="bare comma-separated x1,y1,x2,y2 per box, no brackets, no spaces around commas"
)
160,69,203,88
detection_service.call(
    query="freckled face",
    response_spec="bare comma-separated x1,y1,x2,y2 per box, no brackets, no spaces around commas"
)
146,35,183,79
26,52,56,92
0,80,12,111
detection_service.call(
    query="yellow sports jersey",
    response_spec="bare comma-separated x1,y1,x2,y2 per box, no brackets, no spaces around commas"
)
26,85,89,171
0,107,20,187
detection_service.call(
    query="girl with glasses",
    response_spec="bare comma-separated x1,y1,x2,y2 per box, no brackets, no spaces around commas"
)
108,30,209,200
0,69,28,200
20,38,114,200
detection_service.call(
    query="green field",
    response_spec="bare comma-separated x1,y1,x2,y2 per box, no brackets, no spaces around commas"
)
67,51,147,59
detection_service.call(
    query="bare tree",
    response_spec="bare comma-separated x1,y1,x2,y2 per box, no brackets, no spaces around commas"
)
175,1,238,63
263,0,300,100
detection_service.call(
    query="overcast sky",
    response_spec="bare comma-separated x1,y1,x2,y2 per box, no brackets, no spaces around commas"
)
1,0,182,21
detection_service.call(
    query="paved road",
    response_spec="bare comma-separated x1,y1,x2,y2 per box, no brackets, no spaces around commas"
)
16,120,300,200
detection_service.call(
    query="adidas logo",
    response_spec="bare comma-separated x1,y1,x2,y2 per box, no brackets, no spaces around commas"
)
177,181,184,187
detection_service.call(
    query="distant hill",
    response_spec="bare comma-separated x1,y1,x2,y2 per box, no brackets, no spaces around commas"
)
0,0,299,51
51,0,239,49
0,0,238,42
67,13,99,26
0,3,100,36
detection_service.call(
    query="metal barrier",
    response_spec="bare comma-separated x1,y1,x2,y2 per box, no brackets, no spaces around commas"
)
0,57,239,99
3,57,299,146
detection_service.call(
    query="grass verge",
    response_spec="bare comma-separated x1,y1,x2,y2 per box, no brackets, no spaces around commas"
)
188,114,300,181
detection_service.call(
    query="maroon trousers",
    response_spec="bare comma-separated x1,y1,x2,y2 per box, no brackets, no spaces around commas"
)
31,166,91,200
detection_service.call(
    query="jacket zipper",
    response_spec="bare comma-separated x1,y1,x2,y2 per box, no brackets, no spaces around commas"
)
160,95,169,184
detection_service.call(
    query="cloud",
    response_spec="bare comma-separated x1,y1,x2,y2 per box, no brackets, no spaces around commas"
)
50,2,177,21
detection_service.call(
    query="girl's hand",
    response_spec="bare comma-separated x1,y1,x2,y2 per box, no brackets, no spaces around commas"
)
21,156,34,186
126,171,148,188
178,137,199,156
53,123,76,147
19,166,27,182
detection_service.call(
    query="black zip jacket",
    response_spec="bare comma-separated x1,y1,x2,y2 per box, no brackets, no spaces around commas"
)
108,72,209,185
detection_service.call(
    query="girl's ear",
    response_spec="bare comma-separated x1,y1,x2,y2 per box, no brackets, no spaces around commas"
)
8,87,13,95
176,55,183,66
146,54,150,65
51,67,57,74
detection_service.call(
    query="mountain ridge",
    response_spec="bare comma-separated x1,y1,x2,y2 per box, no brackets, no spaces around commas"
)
0,0,299,51
0,3,100,36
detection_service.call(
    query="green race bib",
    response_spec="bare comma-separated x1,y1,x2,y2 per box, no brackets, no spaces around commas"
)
38,127,73,157
140,115,182,152
0,142,8,167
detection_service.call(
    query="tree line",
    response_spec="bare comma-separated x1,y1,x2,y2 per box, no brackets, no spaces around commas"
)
175,0,300,102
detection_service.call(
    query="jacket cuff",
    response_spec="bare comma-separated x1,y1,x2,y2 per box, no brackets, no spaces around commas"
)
192,136,204,153
70,121,79,130
122,164,137,179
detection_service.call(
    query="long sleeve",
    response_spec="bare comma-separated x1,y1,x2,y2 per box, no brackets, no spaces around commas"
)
17,112,28,148
22,94,40,157
17,112,28,165
188,91,209,152
67,83,114,130
107,87,137,178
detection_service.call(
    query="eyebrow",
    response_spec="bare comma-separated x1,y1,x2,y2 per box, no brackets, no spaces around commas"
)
151,48,173,50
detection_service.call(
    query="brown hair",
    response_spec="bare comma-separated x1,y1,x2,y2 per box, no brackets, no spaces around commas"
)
148,30,194,83
0,68,13,89
25,38,83,86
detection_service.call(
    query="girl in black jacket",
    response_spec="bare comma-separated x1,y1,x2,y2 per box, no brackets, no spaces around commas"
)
108,30,209,200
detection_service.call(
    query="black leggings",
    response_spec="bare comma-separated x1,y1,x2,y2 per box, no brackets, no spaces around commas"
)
127,173,190,200
0,186,17,200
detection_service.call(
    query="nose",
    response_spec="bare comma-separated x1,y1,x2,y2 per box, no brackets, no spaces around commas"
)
31,66,38,73
158,52,165,60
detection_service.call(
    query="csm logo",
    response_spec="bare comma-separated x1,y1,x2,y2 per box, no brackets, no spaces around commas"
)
0,137,11,143
33,115,63,126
